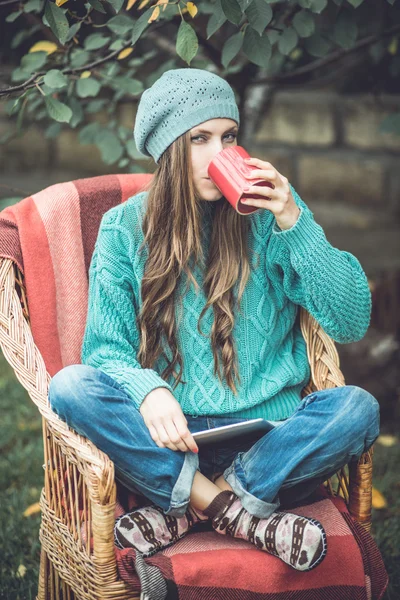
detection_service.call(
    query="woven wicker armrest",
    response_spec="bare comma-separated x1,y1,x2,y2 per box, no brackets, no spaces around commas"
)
300,307,374,531
0,258,127,595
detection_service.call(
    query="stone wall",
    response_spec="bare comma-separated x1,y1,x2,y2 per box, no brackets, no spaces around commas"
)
1,91,399,211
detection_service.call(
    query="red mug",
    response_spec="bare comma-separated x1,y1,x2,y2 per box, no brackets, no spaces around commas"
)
207,145,273,215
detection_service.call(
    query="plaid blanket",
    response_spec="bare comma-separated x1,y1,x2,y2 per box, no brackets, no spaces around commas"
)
114,485,389,600
0,173,151,376
0,174,389,599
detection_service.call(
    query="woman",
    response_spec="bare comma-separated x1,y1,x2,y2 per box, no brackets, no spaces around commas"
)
49,68,380,572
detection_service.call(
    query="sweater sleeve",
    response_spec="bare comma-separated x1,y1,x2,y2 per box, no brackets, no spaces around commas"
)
269,184,372,343
81,211,175,409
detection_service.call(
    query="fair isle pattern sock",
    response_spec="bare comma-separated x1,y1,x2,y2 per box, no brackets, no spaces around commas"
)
204,491,327,572
114,503,209,557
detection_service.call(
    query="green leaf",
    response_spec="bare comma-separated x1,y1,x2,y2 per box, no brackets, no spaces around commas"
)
107,14,134,35
221,32,243,68
23,0,43,12
111,77,144,95
6,11,21,23
45,122,62,138
221,0,242,25
106,0,124,12
299,0,327,12
292,10,315,38
68,97,84,128
44,1,70,45
245,0,272,36
243,26,272,67
84,33,110,50
278,27,298,55
109,39,125,51
237,0,253,9
20,51,47,73
126,138,144,160
266,29,279,44
45,96,73,123
65,22,82,43
79,122,101,144
176,20,198,66
76,77,101,98
44,69,68,90
88,0,107,13
11,68,29,83
86,99,107,113
347,0,364,6
304,33,332,57
206,0,227,39
70,49,90,68
333,12,358,50
12,28,38,49
131,7,154,44
95,129,124,164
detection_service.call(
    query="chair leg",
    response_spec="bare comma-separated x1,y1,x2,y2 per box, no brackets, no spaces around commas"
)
37,547,77,600
37,547,49,600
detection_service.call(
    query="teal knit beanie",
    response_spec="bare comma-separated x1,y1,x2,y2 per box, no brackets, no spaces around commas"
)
133,68,240,164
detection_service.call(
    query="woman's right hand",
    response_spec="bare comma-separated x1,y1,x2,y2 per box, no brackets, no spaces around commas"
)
140,388,199,453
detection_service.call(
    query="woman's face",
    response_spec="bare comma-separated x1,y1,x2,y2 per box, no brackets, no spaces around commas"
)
190,118,238,202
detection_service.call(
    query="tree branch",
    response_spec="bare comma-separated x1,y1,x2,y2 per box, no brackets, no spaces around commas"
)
250,23,400,86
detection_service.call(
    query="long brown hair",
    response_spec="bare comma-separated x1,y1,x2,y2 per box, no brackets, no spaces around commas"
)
136,130,258,396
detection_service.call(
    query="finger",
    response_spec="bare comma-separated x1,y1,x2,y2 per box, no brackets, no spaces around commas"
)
174,417,199,453
245,157,276,172
148,424,166,448
241,198,284,212
164,419,190,453
244,169,276,183
156,423,179,451
243,184,277,200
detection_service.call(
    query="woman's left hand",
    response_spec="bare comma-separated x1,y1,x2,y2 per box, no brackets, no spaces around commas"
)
242,157,300,230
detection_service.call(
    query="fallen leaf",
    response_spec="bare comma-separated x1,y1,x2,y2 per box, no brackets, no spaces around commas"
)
118,47,133,60
372,487,387,509
17,564,27,578
376,434,398,447
29,41,58,55
186,2,198,17
23,502,41,517
149,6,159,22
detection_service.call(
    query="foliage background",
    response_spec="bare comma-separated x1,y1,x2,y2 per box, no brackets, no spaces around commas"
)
0,0,400,598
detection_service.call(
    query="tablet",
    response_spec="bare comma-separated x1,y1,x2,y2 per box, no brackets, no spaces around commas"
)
192,418,275,448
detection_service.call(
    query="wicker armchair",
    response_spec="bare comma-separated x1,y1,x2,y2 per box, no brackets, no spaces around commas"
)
0,256,374,600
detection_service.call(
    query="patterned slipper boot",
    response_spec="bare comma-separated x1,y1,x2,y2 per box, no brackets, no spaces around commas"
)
114,503,209,557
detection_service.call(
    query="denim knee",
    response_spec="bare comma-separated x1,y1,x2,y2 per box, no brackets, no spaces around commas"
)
49,364,100,421
330,385,380,447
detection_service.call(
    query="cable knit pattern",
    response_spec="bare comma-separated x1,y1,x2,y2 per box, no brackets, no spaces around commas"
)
81,184,371,420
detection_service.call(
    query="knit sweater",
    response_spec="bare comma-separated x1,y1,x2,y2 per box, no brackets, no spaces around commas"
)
81,185,371,421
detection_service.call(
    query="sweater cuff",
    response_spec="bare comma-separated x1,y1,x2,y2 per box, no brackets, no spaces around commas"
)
104,365,175,409
272,206,327,262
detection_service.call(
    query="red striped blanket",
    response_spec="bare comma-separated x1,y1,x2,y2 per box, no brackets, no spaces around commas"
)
114,484,388,600
0,174,389,599
0,173,151,376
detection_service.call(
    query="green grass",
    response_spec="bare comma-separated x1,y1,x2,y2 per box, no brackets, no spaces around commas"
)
0,352,398,599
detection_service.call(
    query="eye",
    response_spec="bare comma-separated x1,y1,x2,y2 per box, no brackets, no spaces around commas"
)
190,133,237,143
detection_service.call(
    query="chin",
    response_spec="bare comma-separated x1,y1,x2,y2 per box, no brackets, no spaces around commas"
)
200,186,223,202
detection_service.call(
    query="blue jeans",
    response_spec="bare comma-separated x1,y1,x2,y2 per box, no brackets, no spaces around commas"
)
48,364,380,519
